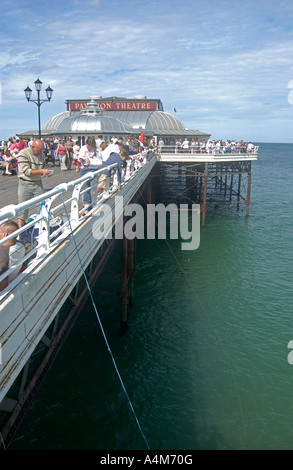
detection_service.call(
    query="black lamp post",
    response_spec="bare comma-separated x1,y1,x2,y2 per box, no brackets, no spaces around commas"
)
24,78,53,138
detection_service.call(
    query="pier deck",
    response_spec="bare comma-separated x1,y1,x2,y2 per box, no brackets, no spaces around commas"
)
0,150,258,209
0,149,258,448
0,162,81,209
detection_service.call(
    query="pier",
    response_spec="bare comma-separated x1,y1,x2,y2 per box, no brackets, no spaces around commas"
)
0,146,258,449
158,149,257,226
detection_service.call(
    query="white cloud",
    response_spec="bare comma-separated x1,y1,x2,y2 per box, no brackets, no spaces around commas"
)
1,0,293,142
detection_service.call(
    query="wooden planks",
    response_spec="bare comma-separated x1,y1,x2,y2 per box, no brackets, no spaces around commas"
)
0,165,81,209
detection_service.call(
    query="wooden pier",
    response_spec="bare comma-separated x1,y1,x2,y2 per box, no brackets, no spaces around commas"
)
158,151,257,226
0,148,258,449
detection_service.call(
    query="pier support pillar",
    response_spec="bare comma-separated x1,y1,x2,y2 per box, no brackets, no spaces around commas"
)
230,174,234,202
246,161,252,216
201,163,208,227
127,238,136,307
120,229,129,332
237,173,242,211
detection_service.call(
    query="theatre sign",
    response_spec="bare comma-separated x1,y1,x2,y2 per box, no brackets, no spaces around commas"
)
66,97,163,112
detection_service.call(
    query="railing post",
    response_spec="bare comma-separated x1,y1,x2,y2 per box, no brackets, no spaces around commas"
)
70,183,82,229
36,201,51,256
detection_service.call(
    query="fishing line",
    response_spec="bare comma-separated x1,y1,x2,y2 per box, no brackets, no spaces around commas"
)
57,189,150,450
138,187,246,431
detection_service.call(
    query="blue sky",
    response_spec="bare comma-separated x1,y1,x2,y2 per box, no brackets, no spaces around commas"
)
1,0,293,142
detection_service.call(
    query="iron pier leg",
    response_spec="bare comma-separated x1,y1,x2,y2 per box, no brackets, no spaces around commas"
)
246,161,252,216
194,176,198,201
230,174,234,202
201,163,208,227
127,238,136,307
120,230,128,332
237,173,242,211
224,164,228,198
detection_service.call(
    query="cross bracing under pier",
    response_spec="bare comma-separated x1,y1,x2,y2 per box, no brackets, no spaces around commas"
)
157,157,255,226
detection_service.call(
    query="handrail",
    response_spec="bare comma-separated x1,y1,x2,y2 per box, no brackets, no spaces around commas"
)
0,150,154,290
159,144,259,155
0,163,117,223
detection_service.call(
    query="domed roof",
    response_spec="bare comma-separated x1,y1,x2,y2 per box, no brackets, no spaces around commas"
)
42,111,70,133
44,101,134,135
101,110,186,132
146,111,186,132
41,99,210,139
55,113,133,134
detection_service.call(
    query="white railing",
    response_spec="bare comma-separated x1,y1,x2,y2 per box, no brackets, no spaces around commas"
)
158,144,259,155
0,150,154,290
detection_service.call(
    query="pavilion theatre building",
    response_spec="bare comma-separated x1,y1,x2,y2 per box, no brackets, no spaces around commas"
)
19,96,210,145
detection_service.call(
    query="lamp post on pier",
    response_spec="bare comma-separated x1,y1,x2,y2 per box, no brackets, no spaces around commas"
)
24,78,53,139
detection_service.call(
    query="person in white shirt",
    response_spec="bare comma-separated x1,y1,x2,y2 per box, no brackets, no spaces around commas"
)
78,136,102,210
100,142,119,161
96,135,104,151
182,138,189,151
99,141,110,162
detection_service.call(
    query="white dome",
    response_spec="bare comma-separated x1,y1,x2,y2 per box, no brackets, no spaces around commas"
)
56,113,133,134
42,111,70,133
44,102,134,135
146,111,186,131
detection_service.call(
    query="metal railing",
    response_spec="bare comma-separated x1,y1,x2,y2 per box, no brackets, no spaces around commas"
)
158,144,259,154
0,150,154,290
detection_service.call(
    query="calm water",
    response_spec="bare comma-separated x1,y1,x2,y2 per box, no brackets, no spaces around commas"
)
11,143,293,450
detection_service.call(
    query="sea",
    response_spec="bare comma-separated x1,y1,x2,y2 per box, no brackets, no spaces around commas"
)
10,142,293,450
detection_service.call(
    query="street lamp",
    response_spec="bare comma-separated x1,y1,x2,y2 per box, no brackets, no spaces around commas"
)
24,78,53,138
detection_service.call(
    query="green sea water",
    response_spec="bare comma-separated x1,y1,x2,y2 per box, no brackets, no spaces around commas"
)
11,143,293,450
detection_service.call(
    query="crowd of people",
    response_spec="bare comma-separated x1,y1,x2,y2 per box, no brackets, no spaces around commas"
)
170,138,257,154
0,134,155,175
0,133,257,291
0,133,152,290
0,135,257,177
0,137,26,175
0,134,154,223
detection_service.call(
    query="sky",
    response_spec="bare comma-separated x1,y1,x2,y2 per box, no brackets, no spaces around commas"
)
1,0,293,143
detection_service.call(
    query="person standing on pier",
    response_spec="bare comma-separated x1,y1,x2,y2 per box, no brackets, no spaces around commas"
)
17,139,52,228
56,140,70,171
78,136,102,211
65,135,74,170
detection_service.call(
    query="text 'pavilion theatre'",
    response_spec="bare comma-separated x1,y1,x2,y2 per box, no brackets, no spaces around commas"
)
21,96,211,144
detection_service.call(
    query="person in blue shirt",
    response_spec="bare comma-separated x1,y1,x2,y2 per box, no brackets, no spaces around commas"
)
97,148,129,195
